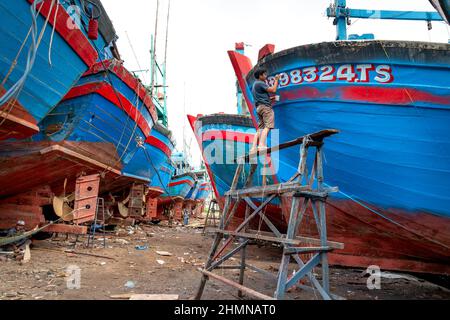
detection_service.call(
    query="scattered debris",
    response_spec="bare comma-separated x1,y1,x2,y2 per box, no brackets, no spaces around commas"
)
156,251,172,257
135,245,148,251
124,281,136,289
110,293,134,299
156,259,166,265
22,243,31,264
129,294,179,300
115,239,129,245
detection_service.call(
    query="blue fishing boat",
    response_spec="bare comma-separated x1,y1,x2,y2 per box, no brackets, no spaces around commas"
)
186,180,200,201
160,173,196,202
227,2,450,274
0,0,117,140
195,181,211,202
34,58,158,184
188,114,284,230
158,152,196,204
146,123,176,198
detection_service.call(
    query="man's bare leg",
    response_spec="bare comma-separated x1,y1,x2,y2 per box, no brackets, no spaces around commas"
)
250,130,260,154
259,128,270,151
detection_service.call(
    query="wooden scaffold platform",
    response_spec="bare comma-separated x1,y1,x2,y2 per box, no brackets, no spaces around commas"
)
194,129,344,300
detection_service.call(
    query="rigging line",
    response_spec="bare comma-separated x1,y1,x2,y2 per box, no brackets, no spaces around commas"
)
163,0,171,73
77,23,148,177
0,205,87,247
151,0,160,98
125,31,143,71
48,0,60,66
76,3,138,154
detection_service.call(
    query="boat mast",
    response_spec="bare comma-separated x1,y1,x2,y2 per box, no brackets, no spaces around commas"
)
161,0,171,127
327,0,444,40
150,0,160,98
234,42,246,115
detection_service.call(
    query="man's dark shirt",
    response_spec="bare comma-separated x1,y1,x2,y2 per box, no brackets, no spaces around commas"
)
252,80,271,107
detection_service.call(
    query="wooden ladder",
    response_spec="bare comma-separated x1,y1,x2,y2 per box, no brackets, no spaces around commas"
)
194,129,343,300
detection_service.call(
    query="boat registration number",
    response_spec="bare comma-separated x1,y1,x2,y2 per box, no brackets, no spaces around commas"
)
268,64,394,87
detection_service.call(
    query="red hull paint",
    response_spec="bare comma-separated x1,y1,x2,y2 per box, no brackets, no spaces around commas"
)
0,141,147,230
147,186,164,199
0,86,39,140
187,115,221,204
168,179,195,188
279,86,450,106
64,82,152,138
0,141,145,199
145,136,172,158
84,60,158,122
217,194,450,274
28,0,98,66
227,51,258,128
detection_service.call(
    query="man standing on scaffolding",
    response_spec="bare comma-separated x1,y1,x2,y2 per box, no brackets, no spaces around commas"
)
250,69,280,154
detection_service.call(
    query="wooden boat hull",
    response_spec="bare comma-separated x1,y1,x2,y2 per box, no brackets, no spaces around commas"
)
34,59,158,183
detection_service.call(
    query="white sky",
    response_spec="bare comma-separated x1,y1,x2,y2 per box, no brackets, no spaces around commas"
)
100,0,449,167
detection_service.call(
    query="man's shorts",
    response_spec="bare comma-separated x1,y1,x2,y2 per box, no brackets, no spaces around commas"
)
256,104,275,130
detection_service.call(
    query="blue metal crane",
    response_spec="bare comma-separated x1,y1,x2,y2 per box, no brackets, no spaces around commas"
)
327,0,445,40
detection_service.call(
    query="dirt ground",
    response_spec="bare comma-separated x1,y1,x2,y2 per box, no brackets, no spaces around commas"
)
1,218,449,301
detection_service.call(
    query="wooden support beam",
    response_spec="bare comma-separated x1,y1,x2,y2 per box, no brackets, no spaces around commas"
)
199,269,275,300
226,182,311,197
213,229,343,250
208,240,249,271
227,183,338,198
285,254,321,290
284,247,332,255
246,263,278,280
214,265,242,270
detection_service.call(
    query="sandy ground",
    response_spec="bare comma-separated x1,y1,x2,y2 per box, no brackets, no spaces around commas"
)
1,219,449,301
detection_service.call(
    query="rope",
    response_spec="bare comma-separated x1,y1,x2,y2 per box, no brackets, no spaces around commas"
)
0,0,55,128
74,20,146,177
0,205,85,247
48,0,60,66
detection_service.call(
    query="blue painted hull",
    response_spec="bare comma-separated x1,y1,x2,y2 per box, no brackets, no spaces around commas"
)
195,181,211,201
161,173,196,200
189,114,285,229
0,0,112,139
146,125,175,196
34,60,156,183
186,181,200,200
246,41,450,219
233,40,450,273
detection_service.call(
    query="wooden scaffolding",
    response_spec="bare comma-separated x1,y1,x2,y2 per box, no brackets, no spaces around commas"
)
194,129,343,300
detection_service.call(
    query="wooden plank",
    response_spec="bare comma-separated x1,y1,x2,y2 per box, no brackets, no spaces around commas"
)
284,247,332,255
40,145,122,175
42,224,88,235
238,129,339,162
199,269,275,300
129,294,179,300
245,263,278,280
212,229,344,249
226,182,311,197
